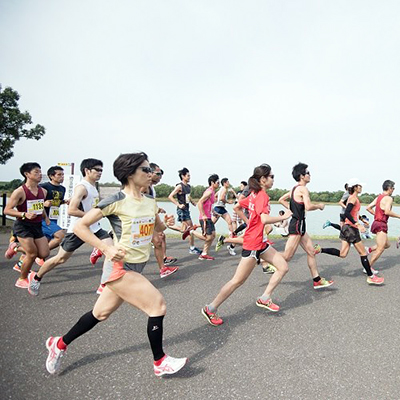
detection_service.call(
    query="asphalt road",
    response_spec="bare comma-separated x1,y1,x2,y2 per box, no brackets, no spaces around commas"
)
1,233,400,400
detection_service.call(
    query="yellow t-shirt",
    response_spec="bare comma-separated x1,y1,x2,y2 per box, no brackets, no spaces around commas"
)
97,191,158,263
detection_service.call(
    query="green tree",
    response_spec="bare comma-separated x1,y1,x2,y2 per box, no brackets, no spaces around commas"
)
0,85,45,164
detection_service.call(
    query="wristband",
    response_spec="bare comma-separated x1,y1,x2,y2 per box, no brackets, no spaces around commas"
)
21,212,26,220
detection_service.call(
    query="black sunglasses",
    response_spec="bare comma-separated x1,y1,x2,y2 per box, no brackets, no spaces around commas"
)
154,172,163,176
268,174,275,179
140,167,152,174
304,171,310,175
92,167,103,172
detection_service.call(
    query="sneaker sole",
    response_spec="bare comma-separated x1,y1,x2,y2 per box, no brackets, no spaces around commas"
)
367,280,384,285
160,268,178,279
201,308,223,326
255,301,279,312
313,281,334,290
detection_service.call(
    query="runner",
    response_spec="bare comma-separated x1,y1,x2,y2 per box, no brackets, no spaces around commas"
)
231,181,248,232
278,163,334,289
35,166,68,266
212,178,235,236
168,167,201,255
366,180,400,268
322,184,349,231
314,178,384,285
196,174,220,260
202,164,292,326
28,158,112,296
4,163,50,288
44,152,187,376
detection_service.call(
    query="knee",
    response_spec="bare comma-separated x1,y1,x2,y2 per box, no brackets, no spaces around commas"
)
150,294,166,316
93,311,111,322
277,262,289,275
39,249,50,259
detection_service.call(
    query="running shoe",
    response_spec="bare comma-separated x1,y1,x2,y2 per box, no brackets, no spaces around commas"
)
396,237,400,249
364,246,373,255
322,220,331,229
201,306,223,326
256,298,280,312
313,278,334,290
314,244,321,255
15,278,29,289
189,247,202,255
262,263,277,274
28,271,41,296
163,257,178,265
182,226,195,240
46,336,65,374
35,257,45,267
363,267,378,275
154,355,188,376
367,275,384,285
5,241,18,259
198,254,215,261
215,235,225,252
160,266,179,278
13,261,23,272
90,248,103,265
227,245,236,256
96,283,105,295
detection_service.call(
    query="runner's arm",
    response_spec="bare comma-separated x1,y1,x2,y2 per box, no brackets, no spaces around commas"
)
233,203,248,224
4,187,25,218
168,185,181,206
302,187,324,211
382,196,400,218
67,185,87,218
261,210,292,225
278,191,291,209
366,198,377,216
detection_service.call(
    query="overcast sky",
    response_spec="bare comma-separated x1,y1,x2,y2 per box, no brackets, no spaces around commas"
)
1,0,399,193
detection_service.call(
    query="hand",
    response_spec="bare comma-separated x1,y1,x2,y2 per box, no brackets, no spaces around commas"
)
283,210,293,220
44,200,53,207
178,204,185,209
45,218,51,226
164,214,175,227
103,245,126,262
319,203,325,211
64,199,70,205
358,224,366,233
158,207,166,214
202,215,208,221
25,212,36,220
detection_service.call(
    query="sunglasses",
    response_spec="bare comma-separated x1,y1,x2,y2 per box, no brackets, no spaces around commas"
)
268,174,275,179
140,167,152,174
92,167,103,172
154,171,163,176
304,171,310,175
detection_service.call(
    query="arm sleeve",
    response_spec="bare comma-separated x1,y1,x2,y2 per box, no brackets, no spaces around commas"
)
344,203,356,224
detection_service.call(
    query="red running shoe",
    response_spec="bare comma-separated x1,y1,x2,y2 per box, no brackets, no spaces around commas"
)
198,254,215,261
160,266,179,278
5,241,18,259
201,306,223,326
90,248,103,265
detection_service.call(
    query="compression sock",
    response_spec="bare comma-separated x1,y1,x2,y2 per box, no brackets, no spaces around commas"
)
234,223,247,235
321,248,341,257
330,223,341,231
62,311,100,345
361,256,372,276
147,316,165,362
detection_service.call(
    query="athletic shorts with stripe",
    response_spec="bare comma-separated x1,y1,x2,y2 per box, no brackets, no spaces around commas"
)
288,218,306,236
241,243,270,264
101,260,147,284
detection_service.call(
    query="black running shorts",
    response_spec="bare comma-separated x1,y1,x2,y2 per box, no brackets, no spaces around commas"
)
288,218,306,236
61,229,110,253
339,225,361,244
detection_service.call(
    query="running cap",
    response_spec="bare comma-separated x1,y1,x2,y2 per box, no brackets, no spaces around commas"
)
347,178,365,187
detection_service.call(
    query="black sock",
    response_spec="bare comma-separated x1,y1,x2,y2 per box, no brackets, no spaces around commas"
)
147,316,165,361
34,274,42,282
321,248,341,257
63,311,100,345
330,223,341,231
313,276,321,282
361,256,372,276
234,223,247,235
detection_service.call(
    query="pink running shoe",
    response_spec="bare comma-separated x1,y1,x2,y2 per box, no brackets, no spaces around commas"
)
90,248,103,265
198,254,215,261
154,355,188,376
5,241,18,259
201,306,223,326
15,278,29,289
367,275,384,285
256,298,280,312
313,278,334,290
160,266,179,278
35,257,45,267
13,261,22,272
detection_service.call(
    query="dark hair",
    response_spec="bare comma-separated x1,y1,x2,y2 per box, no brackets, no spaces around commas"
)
80,158,103,176
208,174,219,186
47,166,64,178
150,162,159,171
240,181,247,186
20,162,41,181
248,164,271,193
279,210,285,216
221,178,229,186
382,180,395,191
292,162,308,182
113,152,148,186
179,167,189,180
344,183,348,190
348,185,359,195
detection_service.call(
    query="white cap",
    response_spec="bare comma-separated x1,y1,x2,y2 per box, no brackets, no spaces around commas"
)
347,178,365,187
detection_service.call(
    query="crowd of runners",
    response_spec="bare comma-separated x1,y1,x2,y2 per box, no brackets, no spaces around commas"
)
3,155,400,377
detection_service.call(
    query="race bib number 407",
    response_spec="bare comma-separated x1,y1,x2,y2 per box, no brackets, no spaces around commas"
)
27,199,44,215
131,216,155,247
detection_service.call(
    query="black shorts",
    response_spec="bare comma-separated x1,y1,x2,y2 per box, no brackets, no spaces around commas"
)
288,218,306,236
241,243,270,264
199,219,215,236
13,219,44,239
61,229,110,252
339,225,361,244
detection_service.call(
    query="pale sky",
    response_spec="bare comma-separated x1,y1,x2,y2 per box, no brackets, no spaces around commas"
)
1,0,399,193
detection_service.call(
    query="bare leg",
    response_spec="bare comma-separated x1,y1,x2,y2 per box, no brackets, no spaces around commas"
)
299,234,320,279
370,232,390,267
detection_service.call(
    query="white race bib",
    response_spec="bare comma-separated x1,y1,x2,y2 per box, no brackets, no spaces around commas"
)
27,199,44,215
49,206,60,219
185,194,190,204
130,216,155,247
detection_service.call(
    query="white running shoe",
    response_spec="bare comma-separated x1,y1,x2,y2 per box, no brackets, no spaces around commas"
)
227,245,236,256
363,267,378,275
46,336,65,374
154,355,188,376
28,271,40,296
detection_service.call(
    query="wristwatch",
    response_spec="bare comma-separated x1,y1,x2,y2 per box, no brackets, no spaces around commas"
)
21,212,26,220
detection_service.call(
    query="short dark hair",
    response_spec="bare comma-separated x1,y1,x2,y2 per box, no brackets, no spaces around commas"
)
382,180,395,191
150,162,159,171
179,167,189,180
208,174,219,186
344,183,348,190
240,181,247,186
221,178,229,186
47,166,64,178
113,152,148,186
292,162,308,182
20,162,41,180
279,210,285,216
80,158,103,176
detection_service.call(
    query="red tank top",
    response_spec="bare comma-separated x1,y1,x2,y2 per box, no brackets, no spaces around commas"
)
345,194,360,228
374,194,389,223
17,185,45,223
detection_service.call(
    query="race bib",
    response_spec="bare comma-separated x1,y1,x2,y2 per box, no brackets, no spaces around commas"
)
130,216,155,247
185,194,190,204
49,206,60,219
93,197,99,208
27,199,44,215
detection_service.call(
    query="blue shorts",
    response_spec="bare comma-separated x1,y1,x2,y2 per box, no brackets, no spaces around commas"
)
42,220,63,240
177,207,191,222
213,206,228,216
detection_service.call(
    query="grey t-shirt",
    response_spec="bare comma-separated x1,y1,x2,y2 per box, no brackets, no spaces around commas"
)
340,192,350,215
